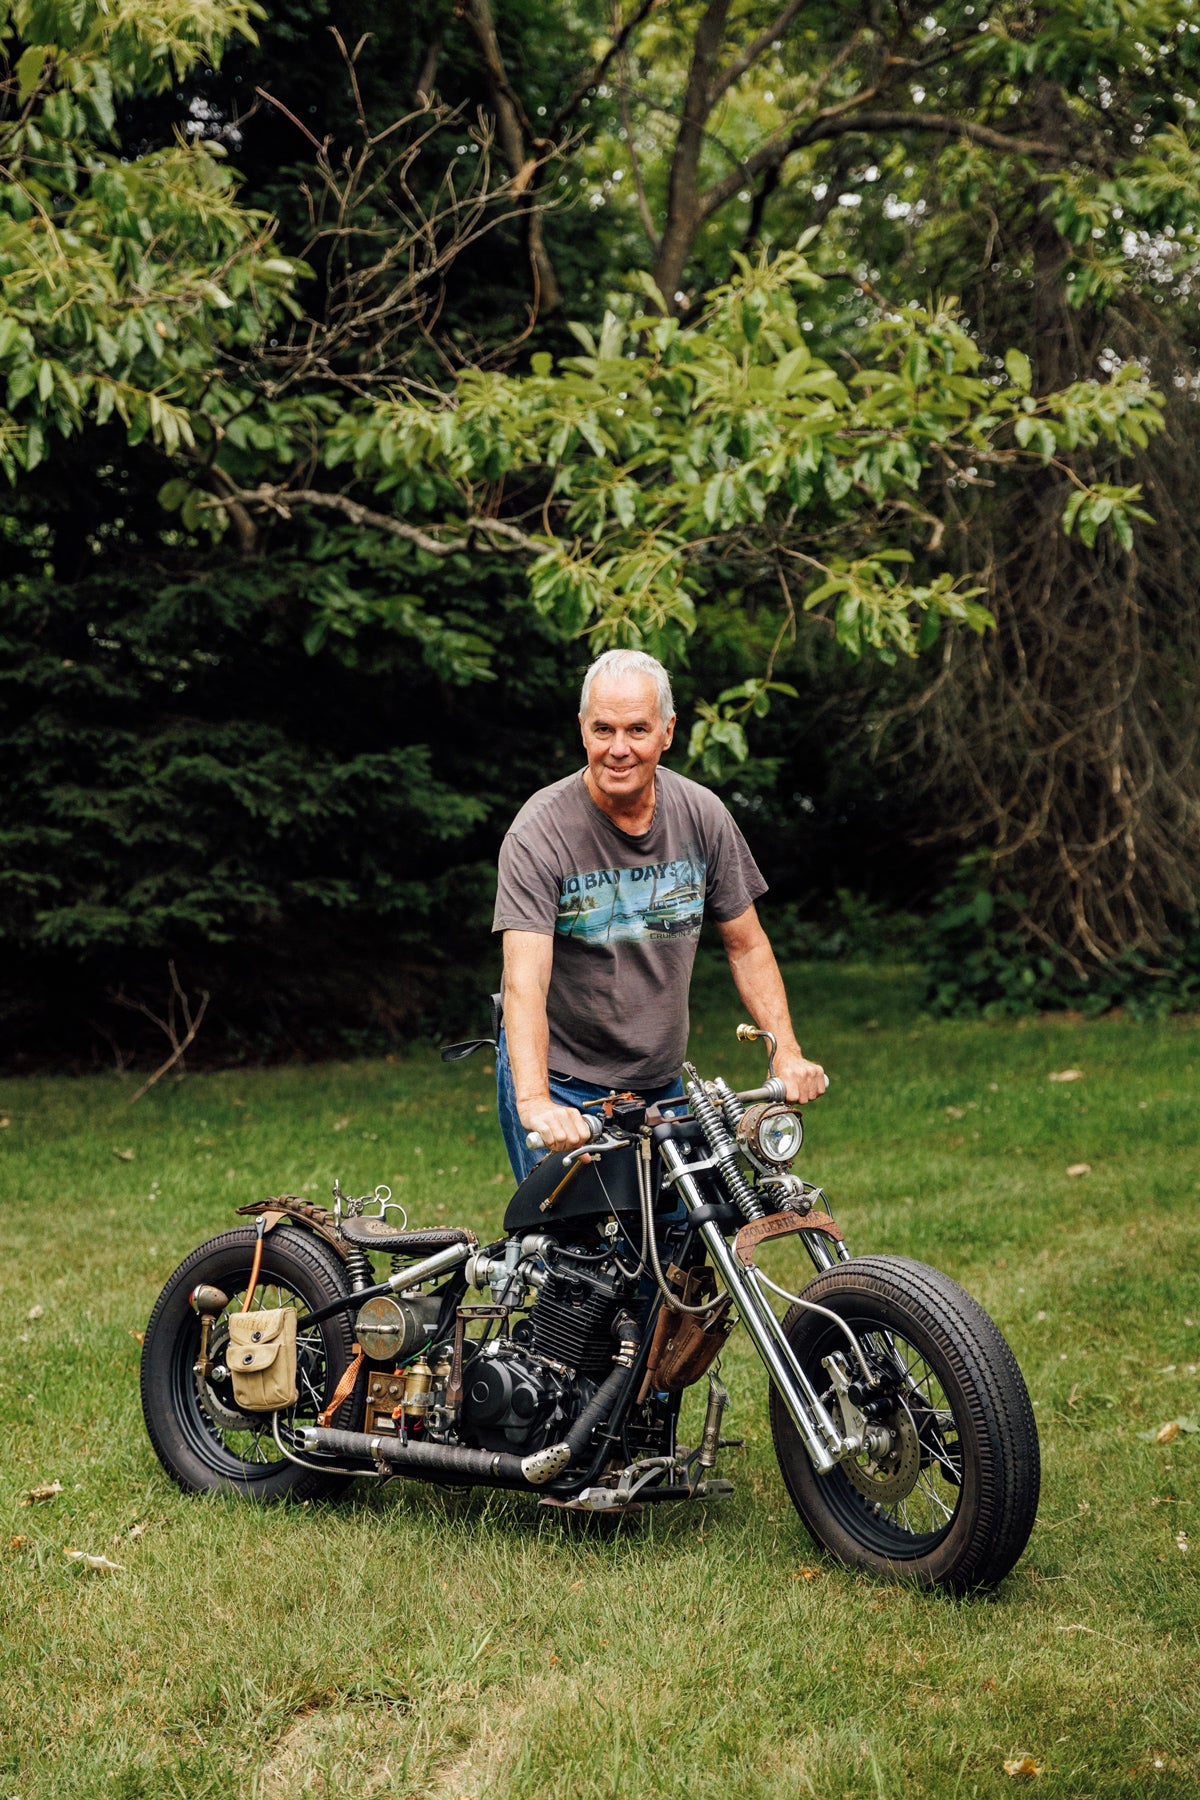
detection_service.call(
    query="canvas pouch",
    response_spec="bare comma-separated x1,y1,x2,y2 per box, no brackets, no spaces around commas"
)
227,1307,299,1412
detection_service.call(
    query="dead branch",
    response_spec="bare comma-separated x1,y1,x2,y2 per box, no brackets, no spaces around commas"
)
111,962,211,1104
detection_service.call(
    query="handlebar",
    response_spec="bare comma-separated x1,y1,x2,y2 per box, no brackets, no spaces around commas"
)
525,1113,604,1153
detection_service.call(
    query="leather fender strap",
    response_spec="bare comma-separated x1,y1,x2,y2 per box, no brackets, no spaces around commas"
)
734,1210,843,1266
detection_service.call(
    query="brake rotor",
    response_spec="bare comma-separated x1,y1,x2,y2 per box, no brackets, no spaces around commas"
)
840,1399,922,1505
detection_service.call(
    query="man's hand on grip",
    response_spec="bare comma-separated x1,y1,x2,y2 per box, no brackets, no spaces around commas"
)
774,1050,829,1107
519,1098,593,1155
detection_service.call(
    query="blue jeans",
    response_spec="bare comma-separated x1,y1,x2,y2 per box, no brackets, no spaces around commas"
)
496,1027,686,1184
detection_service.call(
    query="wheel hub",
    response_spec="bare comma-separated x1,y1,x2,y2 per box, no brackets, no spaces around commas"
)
840,1400,922,1504
196,1321,257,1430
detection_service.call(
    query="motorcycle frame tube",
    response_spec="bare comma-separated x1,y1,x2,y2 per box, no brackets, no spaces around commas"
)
658,1139,843,1475
303,1240,472,1328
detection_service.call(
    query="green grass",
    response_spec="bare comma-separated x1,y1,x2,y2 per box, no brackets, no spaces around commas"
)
2,963,1198,1799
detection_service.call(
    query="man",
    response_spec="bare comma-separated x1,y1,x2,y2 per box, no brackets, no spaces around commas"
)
493,648,827,1181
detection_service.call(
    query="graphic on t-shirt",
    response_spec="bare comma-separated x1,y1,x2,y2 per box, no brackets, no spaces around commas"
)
555,855,706,943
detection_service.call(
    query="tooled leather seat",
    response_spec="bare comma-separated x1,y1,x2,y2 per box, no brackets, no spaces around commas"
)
337,1218,477,1255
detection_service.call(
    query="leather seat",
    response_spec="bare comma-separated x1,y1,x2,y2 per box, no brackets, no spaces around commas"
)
338,1218,477,1255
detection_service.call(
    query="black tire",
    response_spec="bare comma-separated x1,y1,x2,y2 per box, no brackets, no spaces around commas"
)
769,1256,1039,1591
141,1226,360,1501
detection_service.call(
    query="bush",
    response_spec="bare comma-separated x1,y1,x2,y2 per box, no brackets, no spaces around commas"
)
922,854,1200,1019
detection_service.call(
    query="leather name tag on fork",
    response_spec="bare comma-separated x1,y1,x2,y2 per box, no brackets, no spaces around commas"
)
734,1211,843,1266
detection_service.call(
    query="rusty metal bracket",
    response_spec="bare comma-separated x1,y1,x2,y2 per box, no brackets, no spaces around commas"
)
733,1210,843,1266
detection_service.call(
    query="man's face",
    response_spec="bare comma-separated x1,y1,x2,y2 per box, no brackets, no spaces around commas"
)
579,673,675,808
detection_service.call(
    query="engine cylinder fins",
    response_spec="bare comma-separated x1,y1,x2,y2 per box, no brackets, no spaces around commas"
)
530,1271,621,1380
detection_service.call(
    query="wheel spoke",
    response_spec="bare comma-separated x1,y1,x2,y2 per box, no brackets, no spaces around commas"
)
915,1471,954,1522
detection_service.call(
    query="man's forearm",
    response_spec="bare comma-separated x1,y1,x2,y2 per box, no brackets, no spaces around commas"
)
725,935,802,1052
505,982,553,1107
501,930,592,1152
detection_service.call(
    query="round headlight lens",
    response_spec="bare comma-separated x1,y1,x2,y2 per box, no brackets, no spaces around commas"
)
758,1107,803,1163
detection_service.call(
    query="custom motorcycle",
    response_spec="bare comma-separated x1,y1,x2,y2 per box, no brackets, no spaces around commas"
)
141,1025,1039,1590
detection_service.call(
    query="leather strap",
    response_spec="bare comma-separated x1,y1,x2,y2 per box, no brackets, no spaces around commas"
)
317,1344,364,1428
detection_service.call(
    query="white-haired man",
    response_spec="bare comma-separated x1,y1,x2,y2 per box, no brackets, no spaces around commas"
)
493,648,827,1181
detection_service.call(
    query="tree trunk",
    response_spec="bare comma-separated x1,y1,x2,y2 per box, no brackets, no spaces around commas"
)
461,0,562,314
653,0,730,307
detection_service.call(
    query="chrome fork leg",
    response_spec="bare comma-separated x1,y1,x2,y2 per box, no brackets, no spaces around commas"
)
697,1219,843,1474
698,1372,728,1470
659,1140,845,1474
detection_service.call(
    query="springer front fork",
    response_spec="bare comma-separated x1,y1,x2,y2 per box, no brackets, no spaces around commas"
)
658,1140,859,1477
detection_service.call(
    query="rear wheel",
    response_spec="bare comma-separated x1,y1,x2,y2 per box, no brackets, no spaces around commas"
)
769,1256,1039,1591
141,1226,360,1501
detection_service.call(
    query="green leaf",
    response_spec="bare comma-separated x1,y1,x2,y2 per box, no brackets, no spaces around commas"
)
1004,348,1033,392
16,45,50,102
157,478,190,511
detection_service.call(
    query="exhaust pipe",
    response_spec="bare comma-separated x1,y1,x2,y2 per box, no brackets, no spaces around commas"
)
300,1425,569,1488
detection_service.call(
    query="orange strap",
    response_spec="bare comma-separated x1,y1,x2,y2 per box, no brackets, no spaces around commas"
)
242,1227,265,1313
317,1344,364,1428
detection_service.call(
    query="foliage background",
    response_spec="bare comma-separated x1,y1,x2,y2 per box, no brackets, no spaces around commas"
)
3,0,1199,1065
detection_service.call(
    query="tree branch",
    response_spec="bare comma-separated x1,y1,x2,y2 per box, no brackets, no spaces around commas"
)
461,0,562,312
550,0,663,134
111,962,210,1105
654,0,732,304
618,42,661,256
710,0,807,103
209,485,546,555
699,108,1060,223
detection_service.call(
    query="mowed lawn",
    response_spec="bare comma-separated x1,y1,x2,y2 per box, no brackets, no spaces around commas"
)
2,963,1198,1800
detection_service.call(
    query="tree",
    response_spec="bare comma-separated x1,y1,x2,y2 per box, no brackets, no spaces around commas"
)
3,0,1197,1064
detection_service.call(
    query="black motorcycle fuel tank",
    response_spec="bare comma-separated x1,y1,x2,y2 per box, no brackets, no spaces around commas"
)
502,1119,705,1233
503,1143,646,1232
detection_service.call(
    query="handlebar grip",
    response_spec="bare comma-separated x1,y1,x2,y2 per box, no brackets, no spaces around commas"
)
525,1113,603,1153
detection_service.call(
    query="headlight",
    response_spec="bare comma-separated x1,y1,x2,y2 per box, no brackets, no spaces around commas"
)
736,1102,803,1166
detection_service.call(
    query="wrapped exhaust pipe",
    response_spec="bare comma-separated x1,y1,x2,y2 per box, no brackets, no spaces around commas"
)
300,1425,569,1488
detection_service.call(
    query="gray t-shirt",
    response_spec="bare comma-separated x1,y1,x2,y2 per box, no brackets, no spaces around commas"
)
493,767,766,1088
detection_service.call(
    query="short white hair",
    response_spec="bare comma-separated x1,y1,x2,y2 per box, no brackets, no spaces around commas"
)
579,649,674,726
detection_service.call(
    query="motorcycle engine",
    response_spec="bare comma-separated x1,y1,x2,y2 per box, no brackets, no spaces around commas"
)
459,1339,581,1452
458,1243,632,1453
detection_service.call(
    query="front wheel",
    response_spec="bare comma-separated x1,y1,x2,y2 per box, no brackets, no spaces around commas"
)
769,1256,1039,1591
141,1226,360,1501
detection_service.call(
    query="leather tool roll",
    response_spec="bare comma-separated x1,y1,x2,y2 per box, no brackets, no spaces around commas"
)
639,1293,733,1399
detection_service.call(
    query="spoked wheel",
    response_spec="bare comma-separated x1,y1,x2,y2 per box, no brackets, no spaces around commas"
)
141,1226,360,1501
769,1256,1039,1591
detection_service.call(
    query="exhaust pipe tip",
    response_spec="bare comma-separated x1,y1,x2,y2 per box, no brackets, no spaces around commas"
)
521,1441,571,1486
